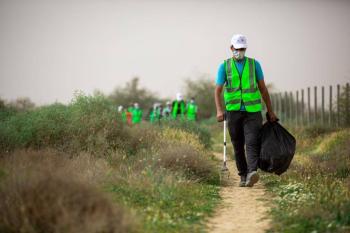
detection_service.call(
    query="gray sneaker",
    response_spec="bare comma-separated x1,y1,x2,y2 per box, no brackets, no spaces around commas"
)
245,171,259,187
239,175,246,187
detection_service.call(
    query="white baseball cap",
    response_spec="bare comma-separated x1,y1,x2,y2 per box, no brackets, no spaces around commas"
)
176,92,183,101
231,34,248,49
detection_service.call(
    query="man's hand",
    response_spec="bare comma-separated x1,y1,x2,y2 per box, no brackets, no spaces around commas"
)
267,111,278,122
217,110,224,122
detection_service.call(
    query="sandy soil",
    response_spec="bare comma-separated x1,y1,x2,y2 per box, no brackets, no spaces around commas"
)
206,153,271,233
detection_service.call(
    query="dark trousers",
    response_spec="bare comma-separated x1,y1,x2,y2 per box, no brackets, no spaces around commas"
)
227,111,263,176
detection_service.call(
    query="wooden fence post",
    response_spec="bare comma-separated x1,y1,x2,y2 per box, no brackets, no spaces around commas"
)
337,84,340,127
329,85,332,126
296,90,299,127
289,92,293,125
346,83,350,126
314,86,317,124
270,94,273,113
285,92,289,122
275,93,279,120
272,94,276,115
321,86,325,124
301,89,304,125
279,93,283,122
307,87,310,126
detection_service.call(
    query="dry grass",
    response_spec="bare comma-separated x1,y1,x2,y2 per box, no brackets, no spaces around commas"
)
0,150,137,233
156,141,219,185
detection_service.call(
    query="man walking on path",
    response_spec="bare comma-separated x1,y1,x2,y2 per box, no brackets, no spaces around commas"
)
214,34,277,187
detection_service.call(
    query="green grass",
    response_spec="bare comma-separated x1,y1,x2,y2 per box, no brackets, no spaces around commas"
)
108,169,220,232
261,127,350,233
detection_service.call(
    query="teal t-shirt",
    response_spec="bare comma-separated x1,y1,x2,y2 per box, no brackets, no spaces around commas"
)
216,57,264,111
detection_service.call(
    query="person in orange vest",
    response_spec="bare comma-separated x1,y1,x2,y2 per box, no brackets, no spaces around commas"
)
126,104,133,126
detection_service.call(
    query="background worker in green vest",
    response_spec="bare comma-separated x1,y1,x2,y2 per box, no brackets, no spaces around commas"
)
214,34,277,187
186,97,198,121
131,102,142,124
172,92,186,120
162,101,172,119
150,103,161,123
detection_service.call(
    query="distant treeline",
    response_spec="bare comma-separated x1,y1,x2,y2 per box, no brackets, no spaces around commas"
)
0,75,217,121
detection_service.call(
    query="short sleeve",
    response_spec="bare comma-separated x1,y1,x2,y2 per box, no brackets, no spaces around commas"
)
216,63,226,86
255,60,264,81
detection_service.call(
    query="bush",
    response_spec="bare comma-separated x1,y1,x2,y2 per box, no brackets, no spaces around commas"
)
0,150,136,233
156,141,219,185
0,94,131,155
159,120,212,149
183,76,216,120
294,124,336,139
0,104,17,121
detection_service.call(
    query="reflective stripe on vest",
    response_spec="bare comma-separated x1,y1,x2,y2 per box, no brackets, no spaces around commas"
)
172,101,185,118
224,57,262,112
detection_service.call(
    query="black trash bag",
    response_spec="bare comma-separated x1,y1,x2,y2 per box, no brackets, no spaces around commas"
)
258,113,296,175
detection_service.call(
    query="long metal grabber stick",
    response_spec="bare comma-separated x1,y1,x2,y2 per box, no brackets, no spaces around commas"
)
222,113,229,172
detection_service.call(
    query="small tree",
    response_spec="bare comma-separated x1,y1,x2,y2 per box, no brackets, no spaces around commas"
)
183,75,216,120
109,77,160,110
0,98,5,110
9,97,35,111
0,98,18,120
337,84,350,127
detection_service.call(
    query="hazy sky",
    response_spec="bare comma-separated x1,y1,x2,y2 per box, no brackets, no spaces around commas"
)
1,0,350,105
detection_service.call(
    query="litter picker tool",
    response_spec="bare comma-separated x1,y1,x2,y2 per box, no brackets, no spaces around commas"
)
220,113,230,180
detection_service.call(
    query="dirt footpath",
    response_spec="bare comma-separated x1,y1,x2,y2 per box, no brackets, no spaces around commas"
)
206,153,271,233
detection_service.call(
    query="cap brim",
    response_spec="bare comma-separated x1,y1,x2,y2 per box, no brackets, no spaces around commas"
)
232,43,247,49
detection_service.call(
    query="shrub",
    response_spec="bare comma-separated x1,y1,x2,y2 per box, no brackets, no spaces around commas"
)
0,150,136,233
183,76,216,120
159,120,212,149
0,94,131,156
156,141,219,185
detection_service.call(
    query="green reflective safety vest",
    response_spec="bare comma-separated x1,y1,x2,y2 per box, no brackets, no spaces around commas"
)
224,57,262,112
121,111,127,123
150,108,161,123
186,103,197,121
172,101,186,119
132,108,142,124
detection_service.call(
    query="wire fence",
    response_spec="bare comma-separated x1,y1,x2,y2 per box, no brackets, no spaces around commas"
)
262,83,350,127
